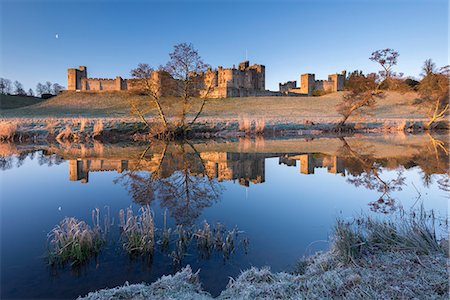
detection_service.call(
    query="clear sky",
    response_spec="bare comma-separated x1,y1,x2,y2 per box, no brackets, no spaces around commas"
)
0,0,448,91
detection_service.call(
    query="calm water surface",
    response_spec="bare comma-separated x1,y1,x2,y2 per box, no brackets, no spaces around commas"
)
1,134,448,299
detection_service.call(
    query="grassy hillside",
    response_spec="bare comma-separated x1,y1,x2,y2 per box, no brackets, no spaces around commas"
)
0,94,45,110
0,90,427,123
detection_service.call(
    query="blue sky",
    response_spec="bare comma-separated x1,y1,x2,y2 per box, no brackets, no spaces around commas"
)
0,0,448,91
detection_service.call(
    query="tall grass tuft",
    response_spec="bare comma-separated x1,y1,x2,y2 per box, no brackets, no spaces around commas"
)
119,205,154,255
93,120,104,137
47,217,102,265
194,221,239,259
238,116,252,133
254,118,266,134
0,121,18,140
333,207,446,263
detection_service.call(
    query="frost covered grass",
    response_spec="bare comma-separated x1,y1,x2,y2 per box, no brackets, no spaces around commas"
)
79,209,449,299
119,205,155,255
333,208,446,263
47,214,102,266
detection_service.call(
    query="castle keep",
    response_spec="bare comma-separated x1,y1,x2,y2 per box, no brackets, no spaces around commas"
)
67,61,270,98
279,71,346,96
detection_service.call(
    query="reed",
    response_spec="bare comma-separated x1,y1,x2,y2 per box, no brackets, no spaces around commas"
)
47,216,102,265
119,205,155,255
333,206,446,263
194,221,239,259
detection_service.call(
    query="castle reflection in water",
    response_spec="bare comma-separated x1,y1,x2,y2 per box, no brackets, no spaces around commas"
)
68,152,345,186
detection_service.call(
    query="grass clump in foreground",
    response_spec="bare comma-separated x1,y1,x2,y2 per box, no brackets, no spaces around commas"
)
333,208,446,263
119,205,155,255
79,208,449,299
47,215,102,266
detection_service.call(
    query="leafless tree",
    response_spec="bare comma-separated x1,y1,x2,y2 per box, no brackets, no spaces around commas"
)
369,48,399,82
416,65,449,128
164,43,214,133
421,59,437,77
130,43,213,139
52,83,64,94
336,72,384,127
27,88,34,96
0,78,12,94
130,63,170,131
13,80,26,95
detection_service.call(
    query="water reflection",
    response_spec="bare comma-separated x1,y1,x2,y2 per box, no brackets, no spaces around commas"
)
2,134,448,215
1,134,448,299
116,143,223,225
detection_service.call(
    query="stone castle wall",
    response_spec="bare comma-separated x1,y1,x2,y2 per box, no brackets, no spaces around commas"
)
281,71,346,96
67,61,268,98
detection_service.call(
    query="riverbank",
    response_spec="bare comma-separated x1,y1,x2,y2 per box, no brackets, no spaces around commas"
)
1,91,447,140
79,210,449,299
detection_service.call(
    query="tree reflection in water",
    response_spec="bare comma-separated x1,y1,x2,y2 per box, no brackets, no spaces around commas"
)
338,137,406,213
116,141,222,226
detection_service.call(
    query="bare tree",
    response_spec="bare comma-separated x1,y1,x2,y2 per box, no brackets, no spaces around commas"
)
336,72,384,127
130,43,213,139
45,81,53,94
36,83,44,96
52,83,64,94
416,66,449,128
27,88,34,96
13,80,26,95
36,82,52,96
421,59,437,77
130,63,170,131
164,43,213,133
369,48,399,82
0,78,12,94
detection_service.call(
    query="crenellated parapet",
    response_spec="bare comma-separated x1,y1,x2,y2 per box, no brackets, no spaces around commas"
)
67,61,269,98
280,71,346,96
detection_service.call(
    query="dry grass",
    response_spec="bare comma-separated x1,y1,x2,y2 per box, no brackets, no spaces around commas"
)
0,121,18,140
93,120,104,137
1,91,429,124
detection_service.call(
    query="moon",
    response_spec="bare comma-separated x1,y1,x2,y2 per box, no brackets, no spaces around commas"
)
55,33,59,39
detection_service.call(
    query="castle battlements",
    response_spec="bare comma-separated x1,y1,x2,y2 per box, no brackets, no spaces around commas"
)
67,61,274,98
279,71,347,96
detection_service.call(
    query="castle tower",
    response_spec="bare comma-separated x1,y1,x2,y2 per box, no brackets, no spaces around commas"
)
300,74,315,96
67,66,87,91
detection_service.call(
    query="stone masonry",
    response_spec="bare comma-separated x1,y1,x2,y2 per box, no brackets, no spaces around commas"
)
67,61,273,98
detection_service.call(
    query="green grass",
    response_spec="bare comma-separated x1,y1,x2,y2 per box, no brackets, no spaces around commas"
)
0,94,45,109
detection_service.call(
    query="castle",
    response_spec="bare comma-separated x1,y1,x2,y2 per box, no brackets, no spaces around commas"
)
67,61,273,98
279,71,346,96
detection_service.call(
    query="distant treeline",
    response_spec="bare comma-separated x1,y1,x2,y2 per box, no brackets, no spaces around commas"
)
0,78,65,98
